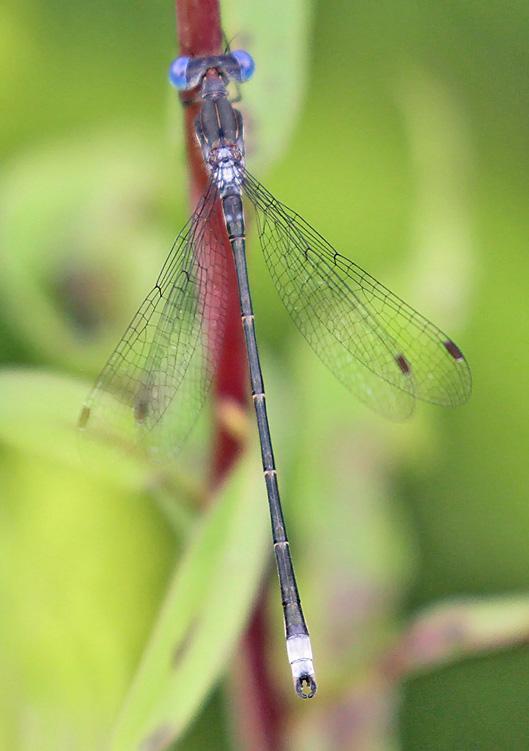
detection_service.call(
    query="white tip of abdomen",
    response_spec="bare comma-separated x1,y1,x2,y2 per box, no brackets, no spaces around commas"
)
286,634,317,699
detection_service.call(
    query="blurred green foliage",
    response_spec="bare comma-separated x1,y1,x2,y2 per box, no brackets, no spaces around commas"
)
1,1,529,750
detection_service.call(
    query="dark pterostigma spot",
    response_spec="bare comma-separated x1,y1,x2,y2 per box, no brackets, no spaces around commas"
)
78,405,90,429
140,724,177,751
134,396,149,423
444,339,464,360
395,353,411,375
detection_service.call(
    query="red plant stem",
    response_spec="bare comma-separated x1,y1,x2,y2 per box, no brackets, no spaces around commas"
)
175,0,222,58
230,596,285,751
175,0,246,479
174,2,285,749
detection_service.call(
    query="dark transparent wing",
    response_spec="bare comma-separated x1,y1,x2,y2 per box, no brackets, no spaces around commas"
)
243,170,471,420
79,183,230,459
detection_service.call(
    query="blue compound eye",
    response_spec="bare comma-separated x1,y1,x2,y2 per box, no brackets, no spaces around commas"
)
232,50,255,82
169,56,191,89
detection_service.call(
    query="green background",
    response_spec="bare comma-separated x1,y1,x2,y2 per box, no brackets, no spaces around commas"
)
1,1,528,749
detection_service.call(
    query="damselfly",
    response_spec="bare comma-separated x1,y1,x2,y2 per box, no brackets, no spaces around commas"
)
79,50,471,699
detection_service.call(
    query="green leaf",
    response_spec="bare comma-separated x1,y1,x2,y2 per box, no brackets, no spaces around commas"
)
0,453,177,751
222,0,314,173
0,368,150,488
0,135,171,372
390,596,529,677
109,448,269,751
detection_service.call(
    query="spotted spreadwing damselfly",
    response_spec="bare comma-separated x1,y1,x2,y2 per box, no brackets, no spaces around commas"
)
79,50,471,699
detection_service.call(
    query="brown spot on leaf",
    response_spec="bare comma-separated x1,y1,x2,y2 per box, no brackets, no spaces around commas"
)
140,724,176,751
171,620,197,669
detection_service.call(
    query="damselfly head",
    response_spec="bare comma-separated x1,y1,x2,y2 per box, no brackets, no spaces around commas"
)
168,55,191,90
230,50,255,82
169,50,255,91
